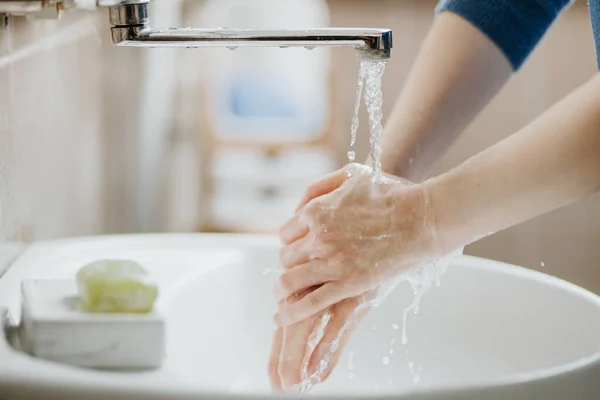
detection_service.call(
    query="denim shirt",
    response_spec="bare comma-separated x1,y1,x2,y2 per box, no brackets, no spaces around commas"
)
437,0,599,70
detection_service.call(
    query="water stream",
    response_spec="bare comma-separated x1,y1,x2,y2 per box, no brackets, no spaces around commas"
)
289,60,464,394
347,62,366,163
363,61,386,184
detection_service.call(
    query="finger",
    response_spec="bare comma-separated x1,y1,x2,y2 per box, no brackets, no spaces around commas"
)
268,327,284,392
279,212,309,245
275,261,331,302
308,296,371,381
278,316,318,389
295,168,349,212
279,233,338,270
278,237,312,270
275,283,348,327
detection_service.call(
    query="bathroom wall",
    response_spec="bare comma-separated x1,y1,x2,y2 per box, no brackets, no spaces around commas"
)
0,8,182,240
0,10,153,240
0,13,105,241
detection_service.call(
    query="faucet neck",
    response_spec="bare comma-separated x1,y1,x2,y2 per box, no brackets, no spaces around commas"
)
109,1,149,27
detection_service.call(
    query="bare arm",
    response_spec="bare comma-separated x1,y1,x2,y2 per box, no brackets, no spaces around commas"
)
427,74,600,253
377,12,512,181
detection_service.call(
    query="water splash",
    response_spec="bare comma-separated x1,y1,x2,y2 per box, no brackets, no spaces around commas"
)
301,311,331,379
291,248,463,394
262,267,281,276
405,347,423,384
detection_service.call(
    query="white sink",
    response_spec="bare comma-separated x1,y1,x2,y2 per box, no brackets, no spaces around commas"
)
0,234,599,399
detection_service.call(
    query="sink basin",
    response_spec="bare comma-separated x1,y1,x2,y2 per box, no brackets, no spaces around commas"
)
0,233,599,399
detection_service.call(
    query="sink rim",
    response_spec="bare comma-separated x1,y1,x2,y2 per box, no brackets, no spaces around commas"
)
0,233,599,399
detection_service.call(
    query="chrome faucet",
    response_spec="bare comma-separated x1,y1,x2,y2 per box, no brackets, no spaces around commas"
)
109,1,392,60
0,0,393,60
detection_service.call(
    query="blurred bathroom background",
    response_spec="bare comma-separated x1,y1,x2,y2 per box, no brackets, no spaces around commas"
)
0,0,598,293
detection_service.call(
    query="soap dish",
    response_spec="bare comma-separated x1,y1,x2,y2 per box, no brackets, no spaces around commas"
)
20,279,165,370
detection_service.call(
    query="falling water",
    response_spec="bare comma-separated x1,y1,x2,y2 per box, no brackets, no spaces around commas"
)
347,63,366,163
363,61,386,184
288,60,463,394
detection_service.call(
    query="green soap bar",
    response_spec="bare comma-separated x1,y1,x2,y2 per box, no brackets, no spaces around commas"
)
76,259,158,314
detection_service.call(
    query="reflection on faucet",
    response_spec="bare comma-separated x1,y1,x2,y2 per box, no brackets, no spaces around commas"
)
109,2,392,61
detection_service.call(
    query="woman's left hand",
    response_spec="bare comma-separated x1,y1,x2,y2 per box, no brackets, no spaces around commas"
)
274,163,442,327
268,289,374,391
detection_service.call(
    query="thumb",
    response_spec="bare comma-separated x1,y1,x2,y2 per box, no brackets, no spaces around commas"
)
295,166,351,212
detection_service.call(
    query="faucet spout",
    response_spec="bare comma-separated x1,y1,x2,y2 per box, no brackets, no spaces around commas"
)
109,2,392,60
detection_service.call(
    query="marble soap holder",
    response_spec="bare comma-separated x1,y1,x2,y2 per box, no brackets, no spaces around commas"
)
19,279,165,370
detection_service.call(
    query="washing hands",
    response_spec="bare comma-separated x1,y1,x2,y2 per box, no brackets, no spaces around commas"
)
269,163,443,390
275,163,442,326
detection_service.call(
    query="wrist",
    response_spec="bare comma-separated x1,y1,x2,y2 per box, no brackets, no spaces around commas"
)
385,181,444,267
422,166,479,255
420,180,444,258
423,173,455,255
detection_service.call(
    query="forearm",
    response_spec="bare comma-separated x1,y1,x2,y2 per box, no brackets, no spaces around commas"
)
427,74,600,253
378,12,512,181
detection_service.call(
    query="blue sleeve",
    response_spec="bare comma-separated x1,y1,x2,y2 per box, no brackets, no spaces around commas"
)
436,0,573,70
589,0,600,69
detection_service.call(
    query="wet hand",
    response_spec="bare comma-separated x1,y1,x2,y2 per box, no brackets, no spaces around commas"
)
274,163,441,327
268,289,375,391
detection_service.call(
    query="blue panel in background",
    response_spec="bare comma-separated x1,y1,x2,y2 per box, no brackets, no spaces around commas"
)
228,73,299,117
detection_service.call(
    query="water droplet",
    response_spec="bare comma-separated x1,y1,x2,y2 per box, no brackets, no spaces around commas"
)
392,324,399,330
372,325,377,331
348,372,354,380
347,150,356,161
413,305,419,314
413,375,420,383
226,46,237,50
382,356,390,365
435,277,441,287
540,262,545,267
408,361,414,372
304,46,316,51
345,170,353,178
389,348,394,355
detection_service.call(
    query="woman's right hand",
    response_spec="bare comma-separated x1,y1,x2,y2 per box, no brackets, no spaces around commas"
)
274,163,442,328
